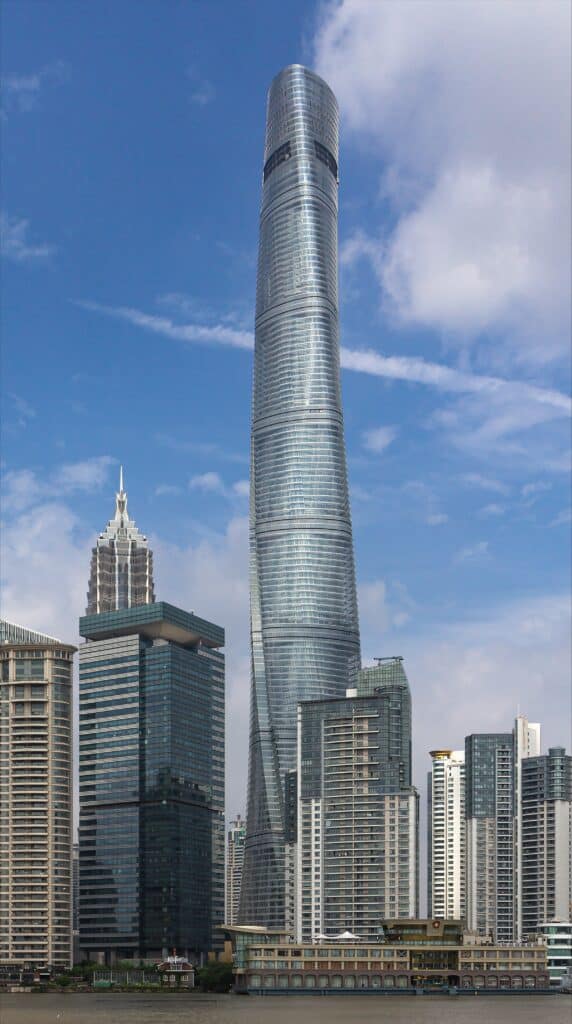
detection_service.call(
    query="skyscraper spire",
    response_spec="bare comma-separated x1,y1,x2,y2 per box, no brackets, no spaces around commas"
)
86,467,155,614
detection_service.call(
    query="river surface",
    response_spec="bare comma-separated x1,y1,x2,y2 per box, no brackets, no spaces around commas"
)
1,993,570,1024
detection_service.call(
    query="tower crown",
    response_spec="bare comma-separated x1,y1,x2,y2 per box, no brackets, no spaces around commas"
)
86,466,155,614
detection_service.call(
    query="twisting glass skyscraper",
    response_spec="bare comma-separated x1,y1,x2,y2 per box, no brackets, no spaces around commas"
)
240,65,361,927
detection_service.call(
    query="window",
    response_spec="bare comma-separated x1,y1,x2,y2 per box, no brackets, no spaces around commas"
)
263,141,291,182
314,140,338,179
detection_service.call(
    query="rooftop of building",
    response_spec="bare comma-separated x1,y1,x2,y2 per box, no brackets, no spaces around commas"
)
0,618,76,651
79,601,224,648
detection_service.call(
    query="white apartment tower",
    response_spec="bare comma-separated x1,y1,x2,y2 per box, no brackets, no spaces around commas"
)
0,621,75,969
428,750,465,920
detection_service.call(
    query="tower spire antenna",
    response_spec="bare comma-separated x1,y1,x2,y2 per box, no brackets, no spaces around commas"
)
115,464,127,520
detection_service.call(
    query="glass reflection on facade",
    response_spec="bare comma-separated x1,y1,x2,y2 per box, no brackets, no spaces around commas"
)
78,603,224,962
241,65,361,928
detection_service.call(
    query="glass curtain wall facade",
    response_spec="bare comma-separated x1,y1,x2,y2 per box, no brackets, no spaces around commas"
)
78,604,224,963
0,621,75,969
241,64,361,928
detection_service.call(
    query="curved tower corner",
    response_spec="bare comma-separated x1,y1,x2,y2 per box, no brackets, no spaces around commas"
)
240,65,361,928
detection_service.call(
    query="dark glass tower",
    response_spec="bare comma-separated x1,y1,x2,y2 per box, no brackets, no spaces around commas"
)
78,604,225,962
240,65,361,927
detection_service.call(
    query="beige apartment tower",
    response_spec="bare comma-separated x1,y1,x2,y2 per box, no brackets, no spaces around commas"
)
0,621,75,969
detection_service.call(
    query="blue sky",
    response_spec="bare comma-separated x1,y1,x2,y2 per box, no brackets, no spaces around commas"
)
2,1,571,836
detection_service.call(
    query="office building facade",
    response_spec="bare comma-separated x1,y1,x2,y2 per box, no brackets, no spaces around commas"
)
78,603,224,963
226,815,246,926
521,747,571,936
427,750,465,920
296,659,418,942
0,620,75,969
86,469,154,615
242,64,360,927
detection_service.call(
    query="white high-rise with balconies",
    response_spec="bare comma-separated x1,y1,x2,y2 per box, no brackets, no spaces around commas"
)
0,621,75,969
428,750,465,920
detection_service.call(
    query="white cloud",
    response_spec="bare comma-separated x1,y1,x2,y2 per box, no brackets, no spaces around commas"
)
78,301,570,474
1,61,68,115
1,213,56,264
189,471,225,493
454,539,490,565
477,503,506,519
362,424,398,453
76,301,254,350
550,508,572,528
461,473,509,496
2,456,115,513
188,471,250,502
426,512,448,526
79,300,571,415
522,481,552,499
314,1,571,365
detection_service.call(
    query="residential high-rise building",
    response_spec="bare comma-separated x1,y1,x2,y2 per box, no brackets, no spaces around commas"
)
241,65,361,928
427,750,465,920
226,815,246,926
295,658,418,942
521,747,571,937
465,732,513,940
513,714,541,938
0,620,75,969
78,603,224,963
86,468,154,614
465,716,542,941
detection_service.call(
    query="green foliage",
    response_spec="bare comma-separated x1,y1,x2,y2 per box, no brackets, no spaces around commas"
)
54,975,72,987
196,960,233,993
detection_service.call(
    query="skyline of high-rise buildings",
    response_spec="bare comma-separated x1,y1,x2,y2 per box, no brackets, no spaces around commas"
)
0,62,570,982
241,64,361,928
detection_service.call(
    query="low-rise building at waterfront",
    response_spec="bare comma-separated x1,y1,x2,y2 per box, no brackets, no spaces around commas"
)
222,920,549,994
537,921,572,987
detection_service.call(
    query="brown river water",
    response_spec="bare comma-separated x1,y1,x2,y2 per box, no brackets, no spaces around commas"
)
1,992,570,1024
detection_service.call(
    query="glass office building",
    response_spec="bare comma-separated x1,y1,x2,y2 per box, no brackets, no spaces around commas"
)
78,603,224,963
241,64,361,928
521,747,571,936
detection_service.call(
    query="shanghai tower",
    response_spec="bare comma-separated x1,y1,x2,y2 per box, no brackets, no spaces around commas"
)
240,65,361,927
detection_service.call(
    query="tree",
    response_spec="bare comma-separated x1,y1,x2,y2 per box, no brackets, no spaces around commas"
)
196,961,233,992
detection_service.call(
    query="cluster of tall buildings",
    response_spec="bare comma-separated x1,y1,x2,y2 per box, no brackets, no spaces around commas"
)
0,64,570,980
429,722,571,943
1,474,225,969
